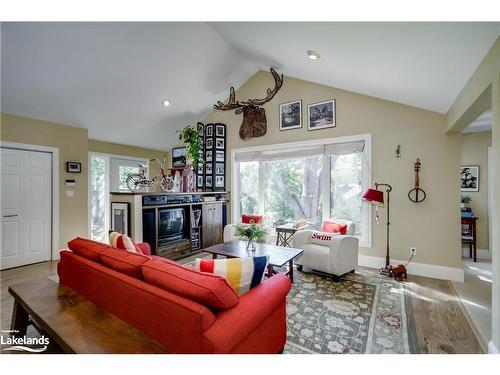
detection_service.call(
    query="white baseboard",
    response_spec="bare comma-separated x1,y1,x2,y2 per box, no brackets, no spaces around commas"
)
358,255,464,282
488,341,499,354
462,248,491,260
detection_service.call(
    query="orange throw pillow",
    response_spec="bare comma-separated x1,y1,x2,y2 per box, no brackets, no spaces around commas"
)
241,214,263,224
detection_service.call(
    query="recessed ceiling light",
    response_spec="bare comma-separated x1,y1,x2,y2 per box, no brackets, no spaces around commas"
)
307,50,320,60
162,99,171,107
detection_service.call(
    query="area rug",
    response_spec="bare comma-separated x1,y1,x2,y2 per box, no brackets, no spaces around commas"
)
283,269,419,354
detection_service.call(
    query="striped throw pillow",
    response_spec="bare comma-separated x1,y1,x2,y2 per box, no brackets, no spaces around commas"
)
109,231,141,254
195,256,269,295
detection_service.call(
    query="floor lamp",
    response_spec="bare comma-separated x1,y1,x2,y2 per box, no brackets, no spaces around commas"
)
362,183,392,275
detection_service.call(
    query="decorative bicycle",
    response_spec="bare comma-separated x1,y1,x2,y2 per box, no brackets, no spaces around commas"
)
126,158,174,192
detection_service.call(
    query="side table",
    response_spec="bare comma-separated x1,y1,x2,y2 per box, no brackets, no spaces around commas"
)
275,224,309,247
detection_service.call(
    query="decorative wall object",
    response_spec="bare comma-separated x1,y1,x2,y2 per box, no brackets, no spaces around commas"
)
408,158,426,203
111,202,130,235
196,123,204,190
280,100,302,130
307,99,336,131
203,122,226,191
213,68,284,141
66,161,81,173
395,145,401,158
172,147,187,167
461,165,479,192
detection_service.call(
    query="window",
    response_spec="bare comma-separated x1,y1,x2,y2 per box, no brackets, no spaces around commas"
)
110,158,147,192
233,135,371,246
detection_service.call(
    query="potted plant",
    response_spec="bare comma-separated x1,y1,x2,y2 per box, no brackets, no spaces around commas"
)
235,223,267,251
177,125,201,170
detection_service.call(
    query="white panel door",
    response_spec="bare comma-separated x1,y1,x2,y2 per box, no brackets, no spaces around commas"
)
1,148,51,269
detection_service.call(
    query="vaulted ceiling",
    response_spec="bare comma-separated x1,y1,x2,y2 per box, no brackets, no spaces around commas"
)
2,22,499,149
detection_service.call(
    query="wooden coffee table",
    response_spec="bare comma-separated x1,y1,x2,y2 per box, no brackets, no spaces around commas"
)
203,240,303,283
7,277,168,353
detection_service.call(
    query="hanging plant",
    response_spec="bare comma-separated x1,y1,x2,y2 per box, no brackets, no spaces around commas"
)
177,125,201,170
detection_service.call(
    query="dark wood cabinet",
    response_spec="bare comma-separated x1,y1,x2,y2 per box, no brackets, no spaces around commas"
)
202,202,223,248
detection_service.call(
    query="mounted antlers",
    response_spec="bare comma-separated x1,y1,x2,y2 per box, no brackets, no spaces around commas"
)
213,68,284,141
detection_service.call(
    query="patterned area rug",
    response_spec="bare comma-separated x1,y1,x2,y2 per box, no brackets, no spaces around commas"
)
284,269,419,354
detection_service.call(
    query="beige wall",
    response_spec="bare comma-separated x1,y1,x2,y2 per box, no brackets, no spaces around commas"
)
1,113,167,251
445,37,500,351
203,71,461,269
461,131,492,251
1,113,89,249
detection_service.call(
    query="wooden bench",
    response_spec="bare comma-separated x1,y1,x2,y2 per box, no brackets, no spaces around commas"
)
8,277,169,353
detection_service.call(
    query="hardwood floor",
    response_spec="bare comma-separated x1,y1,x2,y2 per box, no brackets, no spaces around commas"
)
0,260,485,354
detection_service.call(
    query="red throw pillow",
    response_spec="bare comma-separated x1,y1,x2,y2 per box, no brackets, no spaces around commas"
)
241,214,264,224
100,247,151,279
109,231,142,254
68,237,112,262
321,220,348,235
142,258,239,311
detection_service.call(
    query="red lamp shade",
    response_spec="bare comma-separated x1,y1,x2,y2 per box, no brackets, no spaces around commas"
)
362,188,384,206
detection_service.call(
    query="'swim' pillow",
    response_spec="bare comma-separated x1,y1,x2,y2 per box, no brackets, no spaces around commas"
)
195,256,269,296
309,231,338,246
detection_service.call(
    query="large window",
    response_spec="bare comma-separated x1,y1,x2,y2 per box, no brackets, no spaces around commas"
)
233,135,371,246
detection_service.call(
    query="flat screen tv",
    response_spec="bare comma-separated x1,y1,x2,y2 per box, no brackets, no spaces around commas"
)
158,207,187,245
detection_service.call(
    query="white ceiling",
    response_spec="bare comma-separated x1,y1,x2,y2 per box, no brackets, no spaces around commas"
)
462,110,492,133
2,22,499,150
210,22,500,114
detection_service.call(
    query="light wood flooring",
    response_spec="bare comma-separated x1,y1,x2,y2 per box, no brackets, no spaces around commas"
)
0,260,485,354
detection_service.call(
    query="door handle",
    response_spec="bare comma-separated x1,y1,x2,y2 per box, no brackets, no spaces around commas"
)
3,214,18,218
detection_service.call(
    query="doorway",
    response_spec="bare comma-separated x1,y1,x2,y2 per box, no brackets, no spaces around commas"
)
1,147,53,269
89,153,148,242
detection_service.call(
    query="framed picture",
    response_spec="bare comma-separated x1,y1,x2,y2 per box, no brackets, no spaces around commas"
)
172,147,187,167
215,150,225,162
206,163,213,174
197,122,204,136
215,175,224,188
216,124,225,137
308,99,336,131
197,175,203,187
215,163,224,175
280,100,302,130
66,162,81,173
216,138,225,149
206,150,213,162
197,163,203,175
111,202,130,235
206,138,213,150
461,165,479,192
206,175,213,188
206,124,213,137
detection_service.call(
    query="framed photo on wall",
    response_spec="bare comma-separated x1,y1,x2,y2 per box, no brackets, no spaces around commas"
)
172,147,187,167
216,124,225,137
206,124,213,137
216,138,225,149
67,162,82,173
308,99,336,131
279,100,302,130
111,202,130,235
206,150,213,162
206,138,213,150
215,163,224,175
461,165,479,192
215,150,224,162
206,175,213,188
215,175,224,188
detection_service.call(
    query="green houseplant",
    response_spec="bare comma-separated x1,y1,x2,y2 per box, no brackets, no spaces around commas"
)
235,223,267,251
177,125,201,170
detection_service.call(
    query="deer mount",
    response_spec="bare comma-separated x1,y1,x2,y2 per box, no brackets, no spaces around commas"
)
213,68,284,141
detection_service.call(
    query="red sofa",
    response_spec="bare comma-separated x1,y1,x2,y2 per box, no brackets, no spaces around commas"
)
57,238,291,354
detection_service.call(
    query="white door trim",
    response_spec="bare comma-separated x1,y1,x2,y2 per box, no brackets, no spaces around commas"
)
488,147,493,254
1,141,60,261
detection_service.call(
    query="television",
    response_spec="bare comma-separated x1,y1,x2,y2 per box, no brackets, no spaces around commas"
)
158,207,187,246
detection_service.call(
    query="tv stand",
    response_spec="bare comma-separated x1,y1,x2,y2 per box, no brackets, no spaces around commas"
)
110,192,227,260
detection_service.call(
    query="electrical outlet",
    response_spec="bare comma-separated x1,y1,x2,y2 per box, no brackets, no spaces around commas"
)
410,247,417,256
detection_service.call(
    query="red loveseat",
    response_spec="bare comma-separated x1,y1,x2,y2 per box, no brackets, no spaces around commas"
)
57,237,291,354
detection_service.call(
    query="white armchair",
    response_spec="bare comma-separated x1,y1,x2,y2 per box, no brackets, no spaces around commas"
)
292,220,359,281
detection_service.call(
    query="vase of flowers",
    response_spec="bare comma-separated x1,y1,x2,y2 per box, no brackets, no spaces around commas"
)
235,223,267,251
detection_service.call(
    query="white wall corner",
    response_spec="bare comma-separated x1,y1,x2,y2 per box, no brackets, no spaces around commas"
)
488,340,499,354
358,255,465,282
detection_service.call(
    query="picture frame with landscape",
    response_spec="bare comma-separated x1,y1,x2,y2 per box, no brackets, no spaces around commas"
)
171,147,187,167
307,99,336,130
279,100,302,130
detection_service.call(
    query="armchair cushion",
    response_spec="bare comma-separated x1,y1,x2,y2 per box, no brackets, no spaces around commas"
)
321,220,348,235
241,214,264,224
